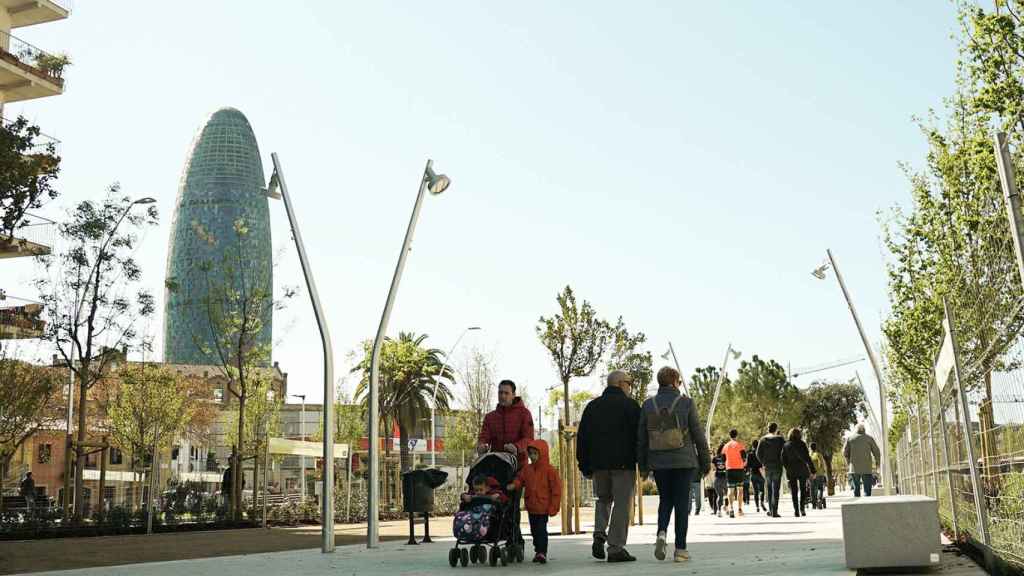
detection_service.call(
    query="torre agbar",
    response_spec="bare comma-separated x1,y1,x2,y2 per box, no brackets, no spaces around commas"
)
163,108,273,365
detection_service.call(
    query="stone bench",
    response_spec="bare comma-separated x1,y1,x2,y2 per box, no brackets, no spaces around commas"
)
841,495,942,570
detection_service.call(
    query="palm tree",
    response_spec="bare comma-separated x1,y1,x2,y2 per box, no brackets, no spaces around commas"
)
354,332,455,472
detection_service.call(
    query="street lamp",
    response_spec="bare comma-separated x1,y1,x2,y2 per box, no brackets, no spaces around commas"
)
661,341,686,394
290,394,307,504
431,326,481,467
265,154,336,552
812,249,891,495
368,160,450,549
705,344,740,441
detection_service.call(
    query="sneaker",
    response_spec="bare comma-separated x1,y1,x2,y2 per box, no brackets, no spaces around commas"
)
535,553,547,564
728,510,735,518
654,531,667,561
532,554,540,563
737,509,744,517
674,550,690,562
592,537,606,560
607,549,637,563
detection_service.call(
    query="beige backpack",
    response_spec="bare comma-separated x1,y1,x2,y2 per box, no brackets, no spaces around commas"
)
647,396,687,451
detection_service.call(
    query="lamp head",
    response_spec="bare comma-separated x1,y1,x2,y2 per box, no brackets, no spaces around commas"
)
661,350,671,361
731,349,741,360
266,171,282,200
468,326,482,331
811,264,830,280
425,163,450,195
134,197,157,205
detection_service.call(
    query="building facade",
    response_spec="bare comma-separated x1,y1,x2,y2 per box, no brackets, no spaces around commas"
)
163,107,273,366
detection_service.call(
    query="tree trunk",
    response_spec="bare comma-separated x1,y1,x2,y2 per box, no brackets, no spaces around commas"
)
824,452,835,495
233,395,246,522
398,422,411,472
561,376,575,534
73,370,88,523
0,454,9,513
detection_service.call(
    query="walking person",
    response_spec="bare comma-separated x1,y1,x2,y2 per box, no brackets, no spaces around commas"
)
479,379,535,544
722,429,746,518
637,366,711,563
577,370,642,563
746,439,766,513
704,467,718,515
689,475,702,516
809,442,828,509
712,442,728,517
508,440,561,564
755,423,785,518
20,472,36,515
781,428,815,517
843,423,881,497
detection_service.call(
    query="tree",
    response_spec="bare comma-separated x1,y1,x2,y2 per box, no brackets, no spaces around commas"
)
225,372,281,509
547,388,595,425
443,410,478,469
730,356,802,440
35,189,158,521
0,353,59,507
606,318,653,404
173,218,280,521
103,363,210,524
353,332,454,472
0,116,60,242
689,365,731,441
456,346,497,424
799,381,866,486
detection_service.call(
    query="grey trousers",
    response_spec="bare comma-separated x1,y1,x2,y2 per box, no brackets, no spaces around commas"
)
592,469,636,553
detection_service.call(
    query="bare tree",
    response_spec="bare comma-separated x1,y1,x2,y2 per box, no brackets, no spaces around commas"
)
456,345,497,424
35,189,158,522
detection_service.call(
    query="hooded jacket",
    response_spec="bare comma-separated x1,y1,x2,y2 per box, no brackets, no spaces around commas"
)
511,439,562,516
479,397,535,457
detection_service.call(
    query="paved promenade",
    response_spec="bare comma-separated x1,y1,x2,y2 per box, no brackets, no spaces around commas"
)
15,495,985,576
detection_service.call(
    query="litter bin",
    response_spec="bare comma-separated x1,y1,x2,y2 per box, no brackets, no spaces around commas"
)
401,469,448,544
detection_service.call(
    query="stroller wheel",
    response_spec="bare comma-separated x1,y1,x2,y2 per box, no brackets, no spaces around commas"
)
469,546,478,564
460,548,469,567
500,547,509,566
449,548,459,568
514,545,524,563
489,546,499,567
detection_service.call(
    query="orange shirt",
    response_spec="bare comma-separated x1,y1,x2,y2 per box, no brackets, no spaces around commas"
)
723,440,746,470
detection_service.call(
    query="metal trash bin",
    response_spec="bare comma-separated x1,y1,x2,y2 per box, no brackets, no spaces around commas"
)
401,468,448,544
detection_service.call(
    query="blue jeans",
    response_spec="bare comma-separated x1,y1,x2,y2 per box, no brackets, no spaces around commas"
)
689,480,701,514
653,468,695,551
528,514,548,555
852,473,873,497
765,468,783,515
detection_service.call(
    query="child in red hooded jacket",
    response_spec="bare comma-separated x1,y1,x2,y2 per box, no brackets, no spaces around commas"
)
508,439,561,563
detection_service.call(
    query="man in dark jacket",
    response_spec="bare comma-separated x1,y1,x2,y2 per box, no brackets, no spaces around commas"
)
577,370,641,563
755,422,785,518
478,380,535,460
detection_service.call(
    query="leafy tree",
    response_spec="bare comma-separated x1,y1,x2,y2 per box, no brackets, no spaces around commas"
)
352,332,454,472
731,356,801,439
0,116,60,241
547,388,595,424
225,373,282,504
0,353,59,507
35,189,158,521
606,318,653,404
443,410,479,468
799,381,866,484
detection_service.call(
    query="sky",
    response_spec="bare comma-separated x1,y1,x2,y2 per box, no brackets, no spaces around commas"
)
3,1,961,431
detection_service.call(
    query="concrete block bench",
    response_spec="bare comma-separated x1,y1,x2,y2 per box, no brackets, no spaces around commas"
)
841,495,942,570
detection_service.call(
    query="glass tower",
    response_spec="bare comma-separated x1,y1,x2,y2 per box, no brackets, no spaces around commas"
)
163,108,272,366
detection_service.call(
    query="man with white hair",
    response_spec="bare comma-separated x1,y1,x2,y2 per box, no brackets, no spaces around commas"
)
842,423,881,497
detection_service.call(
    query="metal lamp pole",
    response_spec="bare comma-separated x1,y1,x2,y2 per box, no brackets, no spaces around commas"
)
367,160,450,548
814,249,891,495
267,154,336,552
431,326,481,467
290,394,306,503
706,344,740,441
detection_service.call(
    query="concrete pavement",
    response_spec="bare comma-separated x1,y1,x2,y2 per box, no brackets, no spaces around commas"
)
16,495,984,575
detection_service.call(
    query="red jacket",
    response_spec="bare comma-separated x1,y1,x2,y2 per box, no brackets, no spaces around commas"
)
478,397,534,457
511,439,562,516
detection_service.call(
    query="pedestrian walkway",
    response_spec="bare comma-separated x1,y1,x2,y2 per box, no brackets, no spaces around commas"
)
17,496,985,576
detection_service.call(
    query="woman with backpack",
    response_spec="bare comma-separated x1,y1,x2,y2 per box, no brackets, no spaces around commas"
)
637,366,711,563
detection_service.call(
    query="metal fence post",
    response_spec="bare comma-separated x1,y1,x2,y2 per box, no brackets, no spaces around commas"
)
915,405,928,496
944,297,992,546
935,377,960,538
925,382,941,501
993,131,1024,289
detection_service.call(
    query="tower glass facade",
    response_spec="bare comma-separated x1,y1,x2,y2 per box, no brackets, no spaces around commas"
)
163,108,272,366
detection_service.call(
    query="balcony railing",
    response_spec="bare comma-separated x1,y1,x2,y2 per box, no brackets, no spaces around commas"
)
0,295,45,340
0,29,67,86
0,213,56,258
1,115,61,156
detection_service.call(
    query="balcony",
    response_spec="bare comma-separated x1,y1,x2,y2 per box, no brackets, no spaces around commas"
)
0,295,45,340
0,1,69,29
0,29,65,102
0,213,55,258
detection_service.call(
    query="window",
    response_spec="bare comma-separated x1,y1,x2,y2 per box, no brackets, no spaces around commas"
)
85,452,97,469
171,446,180,460
37,443,51,464
110,448,123,465
103,486,115,507
214,388,224,403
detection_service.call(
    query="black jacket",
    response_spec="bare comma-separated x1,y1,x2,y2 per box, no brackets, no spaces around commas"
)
781,439,816,479
756,434,785,471
577,386,641,473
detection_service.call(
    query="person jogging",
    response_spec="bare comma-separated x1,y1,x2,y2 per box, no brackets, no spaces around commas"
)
721,429,746,518
712,441,728,517
746,439,766,513
755,423,785,518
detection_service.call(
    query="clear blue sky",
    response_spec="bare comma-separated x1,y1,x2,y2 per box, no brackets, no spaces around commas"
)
5,1,960,428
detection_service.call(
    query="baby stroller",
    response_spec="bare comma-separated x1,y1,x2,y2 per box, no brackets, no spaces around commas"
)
448,451,524,568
